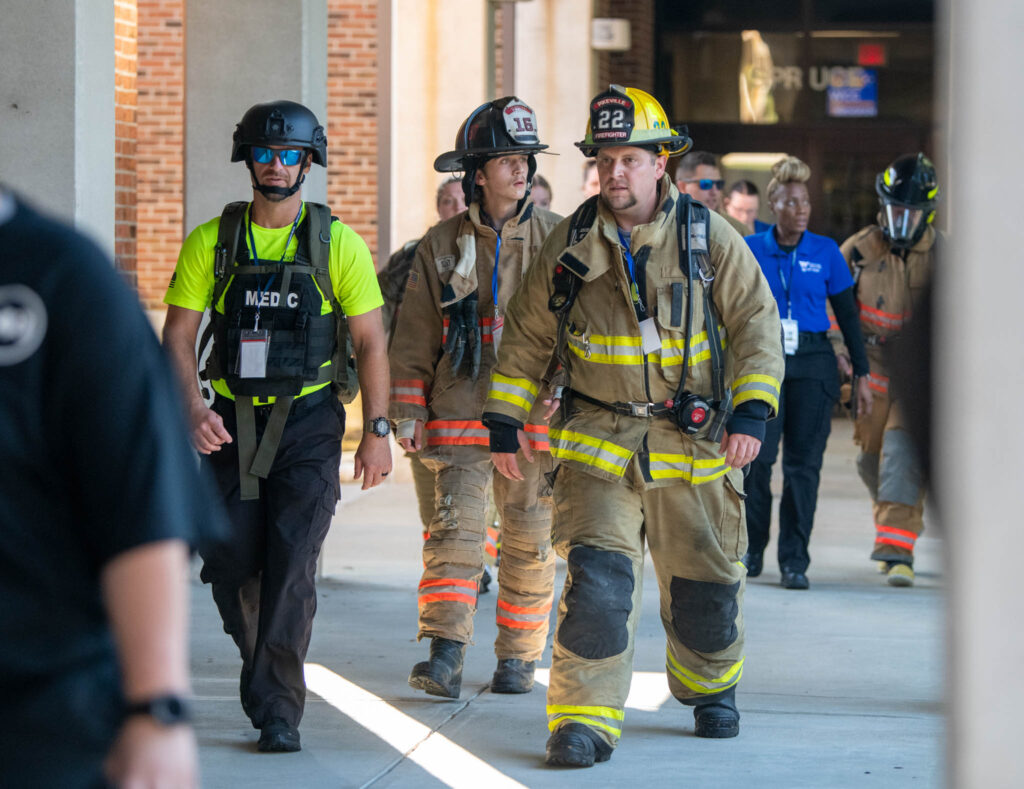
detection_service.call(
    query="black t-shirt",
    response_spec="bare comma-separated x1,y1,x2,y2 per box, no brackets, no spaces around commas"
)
0,194,224,786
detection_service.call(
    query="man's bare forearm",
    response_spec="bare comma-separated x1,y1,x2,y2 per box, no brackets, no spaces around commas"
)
162,306,206,411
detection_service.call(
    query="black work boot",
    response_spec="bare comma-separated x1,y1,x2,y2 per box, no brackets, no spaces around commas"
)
490,658,536,694
545,722,613,768
408,637,465,699
693,688,740,738
741,550,763,578
257,717,301,753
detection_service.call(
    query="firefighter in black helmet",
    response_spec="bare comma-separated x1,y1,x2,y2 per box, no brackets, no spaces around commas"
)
389,96,562,700
162,99,391,753
836,153,940,587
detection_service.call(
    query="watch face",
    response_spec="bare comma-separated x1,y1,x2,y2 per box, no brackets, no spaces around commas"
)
369,417,390,437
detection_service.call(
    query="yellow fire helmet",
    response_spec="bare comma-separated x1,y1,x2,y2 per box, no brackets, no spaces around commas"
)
575,85,692,158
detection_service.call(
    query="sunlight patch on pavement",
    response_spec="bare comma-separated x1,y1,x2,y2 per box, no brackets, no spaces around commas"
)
533,667,673,712
304,663,527,789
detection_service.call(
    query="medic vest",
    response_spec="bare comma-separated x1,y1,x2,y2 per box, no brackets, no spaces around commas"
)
201,201,359,402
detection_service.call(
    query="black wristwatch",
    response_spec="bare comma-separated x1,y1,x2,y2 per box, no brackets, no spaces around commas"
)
366,416,391,438
124,694,194,725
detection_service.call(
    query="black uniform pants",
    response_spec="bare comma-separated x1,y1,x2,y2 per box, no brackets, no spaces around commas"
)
200,393,344,728
745,339,837,574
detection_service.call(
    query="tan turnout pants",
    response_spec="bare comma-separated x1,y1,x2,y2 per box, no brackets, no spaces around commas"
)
546,460,747,750
854,389,926,563
418,450,555,660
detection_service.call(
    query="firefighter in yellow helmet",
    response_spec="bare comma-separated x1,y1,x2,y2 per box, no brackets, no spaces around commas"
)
484,86,784,767
836,153,940,587
389,96,563,699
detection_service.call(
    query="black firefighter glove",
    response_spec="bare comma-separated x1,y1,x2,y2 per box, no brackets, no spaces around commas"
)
442,293,482,380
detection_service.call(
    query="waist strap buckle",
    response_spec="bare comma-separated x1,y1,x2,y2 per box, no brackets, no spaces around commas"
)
630,401,655,417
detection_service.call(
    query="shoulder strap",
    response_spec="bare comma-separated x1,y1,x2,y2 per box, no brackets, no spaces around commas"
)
565,194,600,247
198,202,248,387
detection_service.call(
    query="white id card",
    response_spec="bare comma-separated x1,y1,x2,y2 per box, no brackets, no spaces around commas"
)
639,317,662,355
781,318,799,356
492,313,504,352
238,329,270,378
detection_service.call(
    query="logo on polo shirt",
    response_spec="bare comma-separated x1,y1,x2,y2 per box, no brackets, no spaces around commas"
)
798,259,822,273
0,284,48,366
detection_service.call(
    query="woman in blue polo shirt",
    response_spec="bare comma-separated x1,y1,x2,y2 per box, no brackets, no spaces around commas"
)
743,156,872,589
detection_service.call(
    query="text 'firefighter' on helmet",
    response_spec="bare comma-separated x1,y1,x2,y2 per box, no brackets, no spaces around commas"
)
875,152,940,248
575,85,692,158
433,96,549,173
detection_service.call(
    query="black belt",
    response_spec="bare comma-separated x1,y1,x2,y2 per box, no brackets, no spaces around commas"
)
798,330,828,341
215,385,333,421
569,388,673,418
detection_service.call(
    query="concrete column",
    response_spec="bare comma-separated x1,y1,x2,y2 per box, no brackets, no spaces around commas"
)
514,0,594,218
389,0,487,251
0,0,115,255
941,0,1024,786
184,0,328,232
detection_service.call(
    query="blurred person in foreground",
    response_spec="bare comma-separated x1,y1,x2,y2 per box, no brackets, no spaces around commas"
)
0,187,223,787
484,85,783,767
743,156,872,589
837,153,940,587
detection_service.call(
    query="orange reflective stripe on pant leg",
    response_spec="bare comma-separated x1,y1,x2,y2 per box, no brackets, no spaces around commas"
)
875,524,917,550
496,598,552,630
418,578,478,606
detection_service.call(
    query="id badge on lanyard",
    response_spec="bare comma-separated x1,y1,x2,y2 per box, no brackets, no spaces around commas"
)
238,329,270,377
780,248,799,355
236,205,302,377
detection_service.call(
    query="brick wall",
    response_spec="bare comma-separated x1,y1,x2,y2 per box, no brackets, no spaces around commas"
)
327,0,379,262
136,0,186,310
114,1,138,283
595,0,655,94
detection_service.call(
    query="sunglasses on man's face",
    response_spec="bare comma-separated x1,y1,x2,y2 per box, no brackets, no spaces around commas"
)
684,178,725,191
251,147,305,166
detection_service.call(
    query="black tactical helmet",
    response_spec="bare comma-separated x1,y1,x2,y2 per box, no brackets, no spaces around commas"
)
232,100,328,167
433,96,548,173
876,153,940,248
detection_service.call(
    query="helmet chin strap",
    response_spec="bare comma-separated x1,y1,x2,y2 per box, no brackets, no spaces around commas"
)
245,154,308,199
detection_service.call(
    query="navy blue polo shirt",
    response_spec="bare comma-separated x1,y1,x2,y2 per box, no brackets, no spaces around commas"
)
745,226,853,332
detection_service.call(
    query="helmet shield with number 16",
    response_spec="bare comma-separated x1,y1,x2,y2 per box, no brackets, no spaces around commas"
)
575,85,692,158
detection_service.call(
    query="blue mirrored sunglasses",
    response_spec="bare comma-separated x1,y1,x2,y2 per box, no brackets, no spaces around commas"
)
684,178,725,190
251,146,305,166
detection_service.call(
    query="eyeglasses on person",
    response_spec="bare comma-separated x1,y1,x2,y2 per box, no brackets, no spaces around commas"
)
684,178,725,191
251,147,305,166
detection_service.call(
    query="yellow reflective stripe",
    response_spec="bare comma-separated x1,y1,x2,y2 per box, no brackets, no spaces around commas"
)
548,714,622,737
489,390,535,411
491,373,539,397
549,429,632,476
488,373,539,414
648,452,730,485
732,373,781,412
655,327,727,367
547,704,625,720
665,649,744,695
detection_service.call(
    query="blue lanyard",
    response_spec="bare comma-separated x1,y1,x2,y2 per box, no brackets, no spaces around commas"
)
492,234,501,315
247,203,303,325
777,248,797,319
617,228,644,313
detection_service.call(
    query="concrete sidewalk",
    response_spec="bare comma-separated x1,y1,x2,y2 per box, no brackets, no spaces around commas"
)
190,418,945,788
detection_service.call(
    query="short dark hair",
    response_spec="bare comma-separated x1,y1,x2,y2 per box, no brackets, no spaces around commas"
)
533,173,551,194
675,151,719,180
582,159,597,183
727,179,759,197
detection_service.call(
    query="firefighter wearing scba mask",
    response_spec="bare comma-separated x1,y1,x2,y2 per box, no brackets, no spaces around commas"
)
389,97,563,700
836,153,940,587
483,85,784,767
